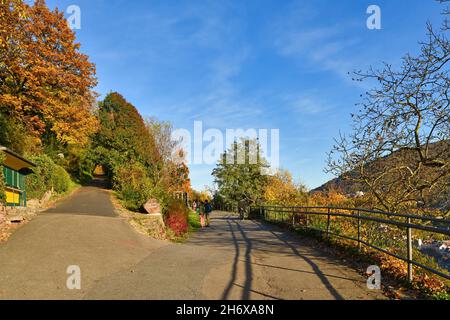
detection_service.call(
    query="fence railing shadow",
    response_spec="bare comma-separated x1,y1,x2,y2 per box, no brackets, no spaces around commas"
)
249,205,450,284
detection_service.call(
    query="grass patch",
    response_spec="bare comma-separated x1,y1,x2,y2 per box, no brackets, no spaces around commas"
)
431,292,450,300
188,210,202,232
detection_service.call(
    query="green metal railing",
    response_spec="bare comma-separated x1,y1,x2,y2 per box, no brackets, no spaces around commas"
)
249,205,450,283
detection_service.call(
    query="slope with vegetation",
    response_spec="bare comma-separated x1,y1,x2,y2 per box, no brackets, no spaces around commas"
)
0,0,193,238
0,0,97,204
326,14,449,215
317,140,450,213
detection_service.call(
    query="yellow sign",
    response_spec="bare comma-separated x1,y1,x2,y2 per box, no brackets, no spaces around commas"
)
5,189,20,205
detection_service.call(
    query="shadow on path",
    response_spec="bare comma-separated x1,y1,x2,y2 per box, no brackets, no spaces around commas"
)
189,211,382,300
252,220,345,300
234,220,253,300
218,214,344,300
221,219,240,300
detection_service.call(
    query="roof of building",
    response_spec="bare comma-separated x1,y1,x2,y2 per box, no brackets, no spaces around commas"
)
0,145,36,168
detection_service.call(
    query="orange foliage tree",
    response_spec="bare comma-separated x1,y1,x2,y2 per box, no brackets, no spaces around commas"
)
146,119,192,195
0,0,98,150
263,169,308,206
309,189,351,207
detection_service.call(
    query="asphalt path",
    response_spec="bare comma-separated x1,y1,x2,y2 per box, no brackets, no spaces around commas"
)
0,185,385,300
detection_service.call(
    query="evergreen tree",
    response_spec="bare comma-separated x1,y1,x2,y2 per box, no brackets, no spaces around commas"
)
212,139,269,208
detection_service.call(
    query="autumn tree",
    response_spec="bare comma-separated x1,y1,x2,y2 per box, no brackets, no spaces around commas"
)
146,117,177,164
212,139,269,208
0,0,98,153
146,117,191,195
263,169,308,206
93,92,161,177
87,92,162,208
309,189,351,207
192,189,212,203
327,18,450,214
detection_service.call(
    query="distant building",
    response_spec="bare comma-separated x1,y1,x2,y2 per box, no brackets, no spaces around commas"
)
0,146,35,207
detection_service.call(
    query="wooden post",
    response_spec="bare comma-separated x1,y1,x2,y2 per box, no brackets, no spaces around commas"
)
326,208,331,240
357,210,362,252
292,211,296,228
407,216,413,283
305,211,308,228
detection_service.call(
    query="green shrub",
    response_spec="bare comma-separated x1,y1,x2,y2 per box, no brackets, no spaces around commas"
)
113,162,152,211
77,151,96,183
26,154,73,199
147,185,172,215
0,113,36,155
52,165,72,194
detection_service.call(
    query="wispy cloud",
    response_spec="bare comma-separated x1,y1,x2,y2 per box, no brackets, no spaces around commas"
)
106,1,262,129
275,26,340,56
269,2,362,82
187,46,267,128
282,92,334,115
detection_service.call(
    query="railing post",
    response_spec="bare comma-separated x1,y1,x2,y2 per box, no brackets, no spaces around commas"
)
259,206,263,219
357,209,362,252
326,208,331,240
292,210,296,228
407,216,413,283
305,211,308,228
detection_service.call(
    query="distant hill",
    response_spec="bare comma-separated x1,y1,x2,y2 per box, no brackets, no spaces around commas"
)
313,140,450,210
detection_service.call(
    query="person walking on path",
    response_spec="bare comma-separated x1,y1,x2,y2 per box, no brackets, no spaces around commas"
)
204,200,213,227
196,201,206,228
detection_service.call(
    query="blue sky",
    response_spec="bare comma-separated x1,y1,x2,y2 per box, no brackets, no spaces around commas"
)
47,0,445,191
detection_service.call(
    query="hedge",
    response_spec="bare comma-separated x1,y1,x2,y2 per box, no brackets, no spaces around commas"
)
25,154,72,199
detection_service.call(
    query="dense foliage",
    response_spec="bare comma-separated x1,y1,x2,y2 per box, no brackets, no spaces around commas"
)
212,139,269,208
112,162,152,211
92,93,191,220
91,93,160,210
25,154,72,199
263,170,308,206
94,93,161,172
1,0,98,192
212,140,310,209
146,118,192,196
165,199,189,237
0,0,98,153
192,190,212,203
